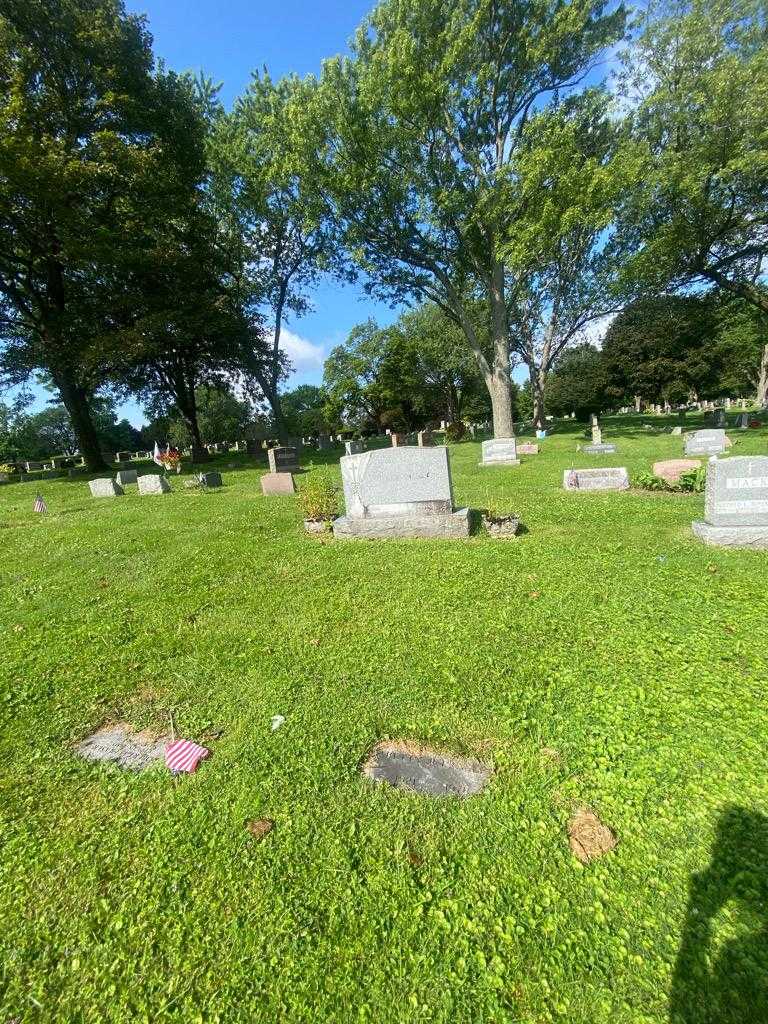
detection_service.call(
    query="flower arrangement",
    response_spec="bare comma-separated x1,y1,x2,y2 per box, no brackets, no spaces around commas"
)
0,462,17,476
160,448,182,474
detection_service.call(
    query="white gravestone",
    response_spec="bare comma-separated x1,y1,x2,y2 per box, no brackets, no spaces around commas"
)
480,438,520,466
89,478,124,498
333,447,470,538
138,474,171,495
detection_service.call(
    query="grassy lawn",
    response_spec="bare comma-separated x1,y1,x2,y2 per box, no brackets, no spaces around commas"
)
2,415,768,1024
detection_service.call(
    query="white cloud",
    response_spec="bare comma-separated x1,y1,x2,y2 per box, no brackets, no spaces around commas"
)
280,329,327,374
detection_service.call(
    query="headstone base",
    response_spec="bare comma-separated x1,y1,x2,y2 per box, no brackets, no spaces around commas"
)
582,443,617,454
692,521,768,549
332,507,471,539
479,457,520,467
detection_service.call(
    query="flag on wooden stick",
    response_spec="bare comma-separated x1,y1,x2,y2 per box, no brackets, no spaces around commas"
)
33,493,47,514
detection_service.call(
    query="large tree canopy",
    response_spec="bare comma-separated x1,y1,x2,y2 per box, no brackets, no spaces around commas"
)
0,0,207,468
617,0,768,400
298,0,625,437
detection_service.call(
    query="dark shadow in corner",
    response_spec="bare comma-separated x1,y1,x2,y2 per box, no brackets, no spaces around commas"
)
669,805,768,1024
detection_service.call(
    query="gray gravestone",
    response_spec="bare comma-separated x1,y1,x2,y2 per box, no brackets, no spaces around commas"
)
363,743,491,797
563,467,629,491
116,469,138,486
685,429,727,455
317,433,332,451
693,456,768,548
344,440,364,456
89,478,124,498
735,412,750,429
333,447,470,538
480,438,520,466
268,446,299,473
199,471,222,488
138,474,171,495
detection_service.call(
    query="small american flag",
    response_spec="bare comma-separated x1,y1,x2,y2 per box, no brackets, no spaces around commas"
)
33,493,48,514
165,738,210,775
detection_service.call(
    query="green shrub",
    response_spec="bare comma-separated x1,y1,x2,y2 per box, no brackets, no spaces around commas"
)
677,466,706,492
298,472,340,522
0,463,17,476
444,421,466,443
632,471,668,491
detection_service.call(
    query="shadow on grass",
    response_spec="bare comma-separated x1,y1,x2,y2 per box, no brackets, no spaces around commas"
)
669,805,768,1024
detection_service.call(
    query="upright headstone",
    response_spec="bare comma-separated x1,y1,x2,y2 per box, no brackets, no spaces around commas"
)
261,472,295,495
267,446,299,473
333,447,470,538
344,439,364,456
563,467,629,491
713,409,726,427
670,426,683,435
693,456,768,547
480,438,520,466
583,416,617,454
317,433,332,451
199,472,223,488
685,429,727,456
417,430,433,447
89,478,124,498
735,412,750,429
116,469,138,486
391,433,408,447
138,474,171,495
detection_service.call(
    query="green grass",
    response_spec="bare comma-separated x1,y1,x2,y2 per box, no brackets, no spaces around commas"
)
2,416,768,1023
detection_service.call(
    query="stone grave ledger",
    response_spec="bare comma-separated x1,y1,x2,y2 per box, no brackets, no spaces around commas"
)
267,446,299,473
693,456,768,548
583,442,617,454
685,429,727,456
480,438,520,466
333,447,470,539
563,467,629,492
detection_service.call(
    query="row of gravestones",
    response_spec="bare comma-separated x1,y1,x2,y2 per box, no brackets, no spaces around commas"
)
89,471,222,498
262,435,768,550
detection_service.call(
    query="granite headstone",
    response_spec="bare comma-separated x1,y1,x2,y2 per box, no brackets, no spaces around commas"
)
480,438,520,466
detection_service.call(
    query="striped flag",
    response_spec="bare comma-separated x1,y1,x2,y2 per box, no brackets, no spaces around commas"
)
33,493,48,514
165,738,210,775
567,469,579,489
153,442,165,467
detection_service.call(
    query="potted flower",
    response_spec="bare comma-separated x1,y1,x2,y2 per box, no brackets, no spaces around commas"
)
298,471,340,533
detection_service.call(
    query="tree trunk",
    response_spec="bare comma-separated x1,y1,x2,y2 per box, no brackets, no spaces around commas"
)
757,342,768,407
531,365,546,429
488,263,514,437
51,365,108,472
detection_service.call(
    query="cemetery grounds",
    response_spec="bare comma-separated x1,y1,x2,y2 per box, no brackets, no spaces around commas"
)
1,414,767,1024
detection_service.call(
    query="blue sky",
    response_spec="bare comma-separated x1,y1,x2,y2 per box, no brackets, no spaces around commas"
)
23,0,395,427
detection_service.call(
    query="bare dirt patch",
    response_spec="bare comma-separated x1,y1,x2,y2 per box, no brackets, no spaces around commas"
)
568,807,618,863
